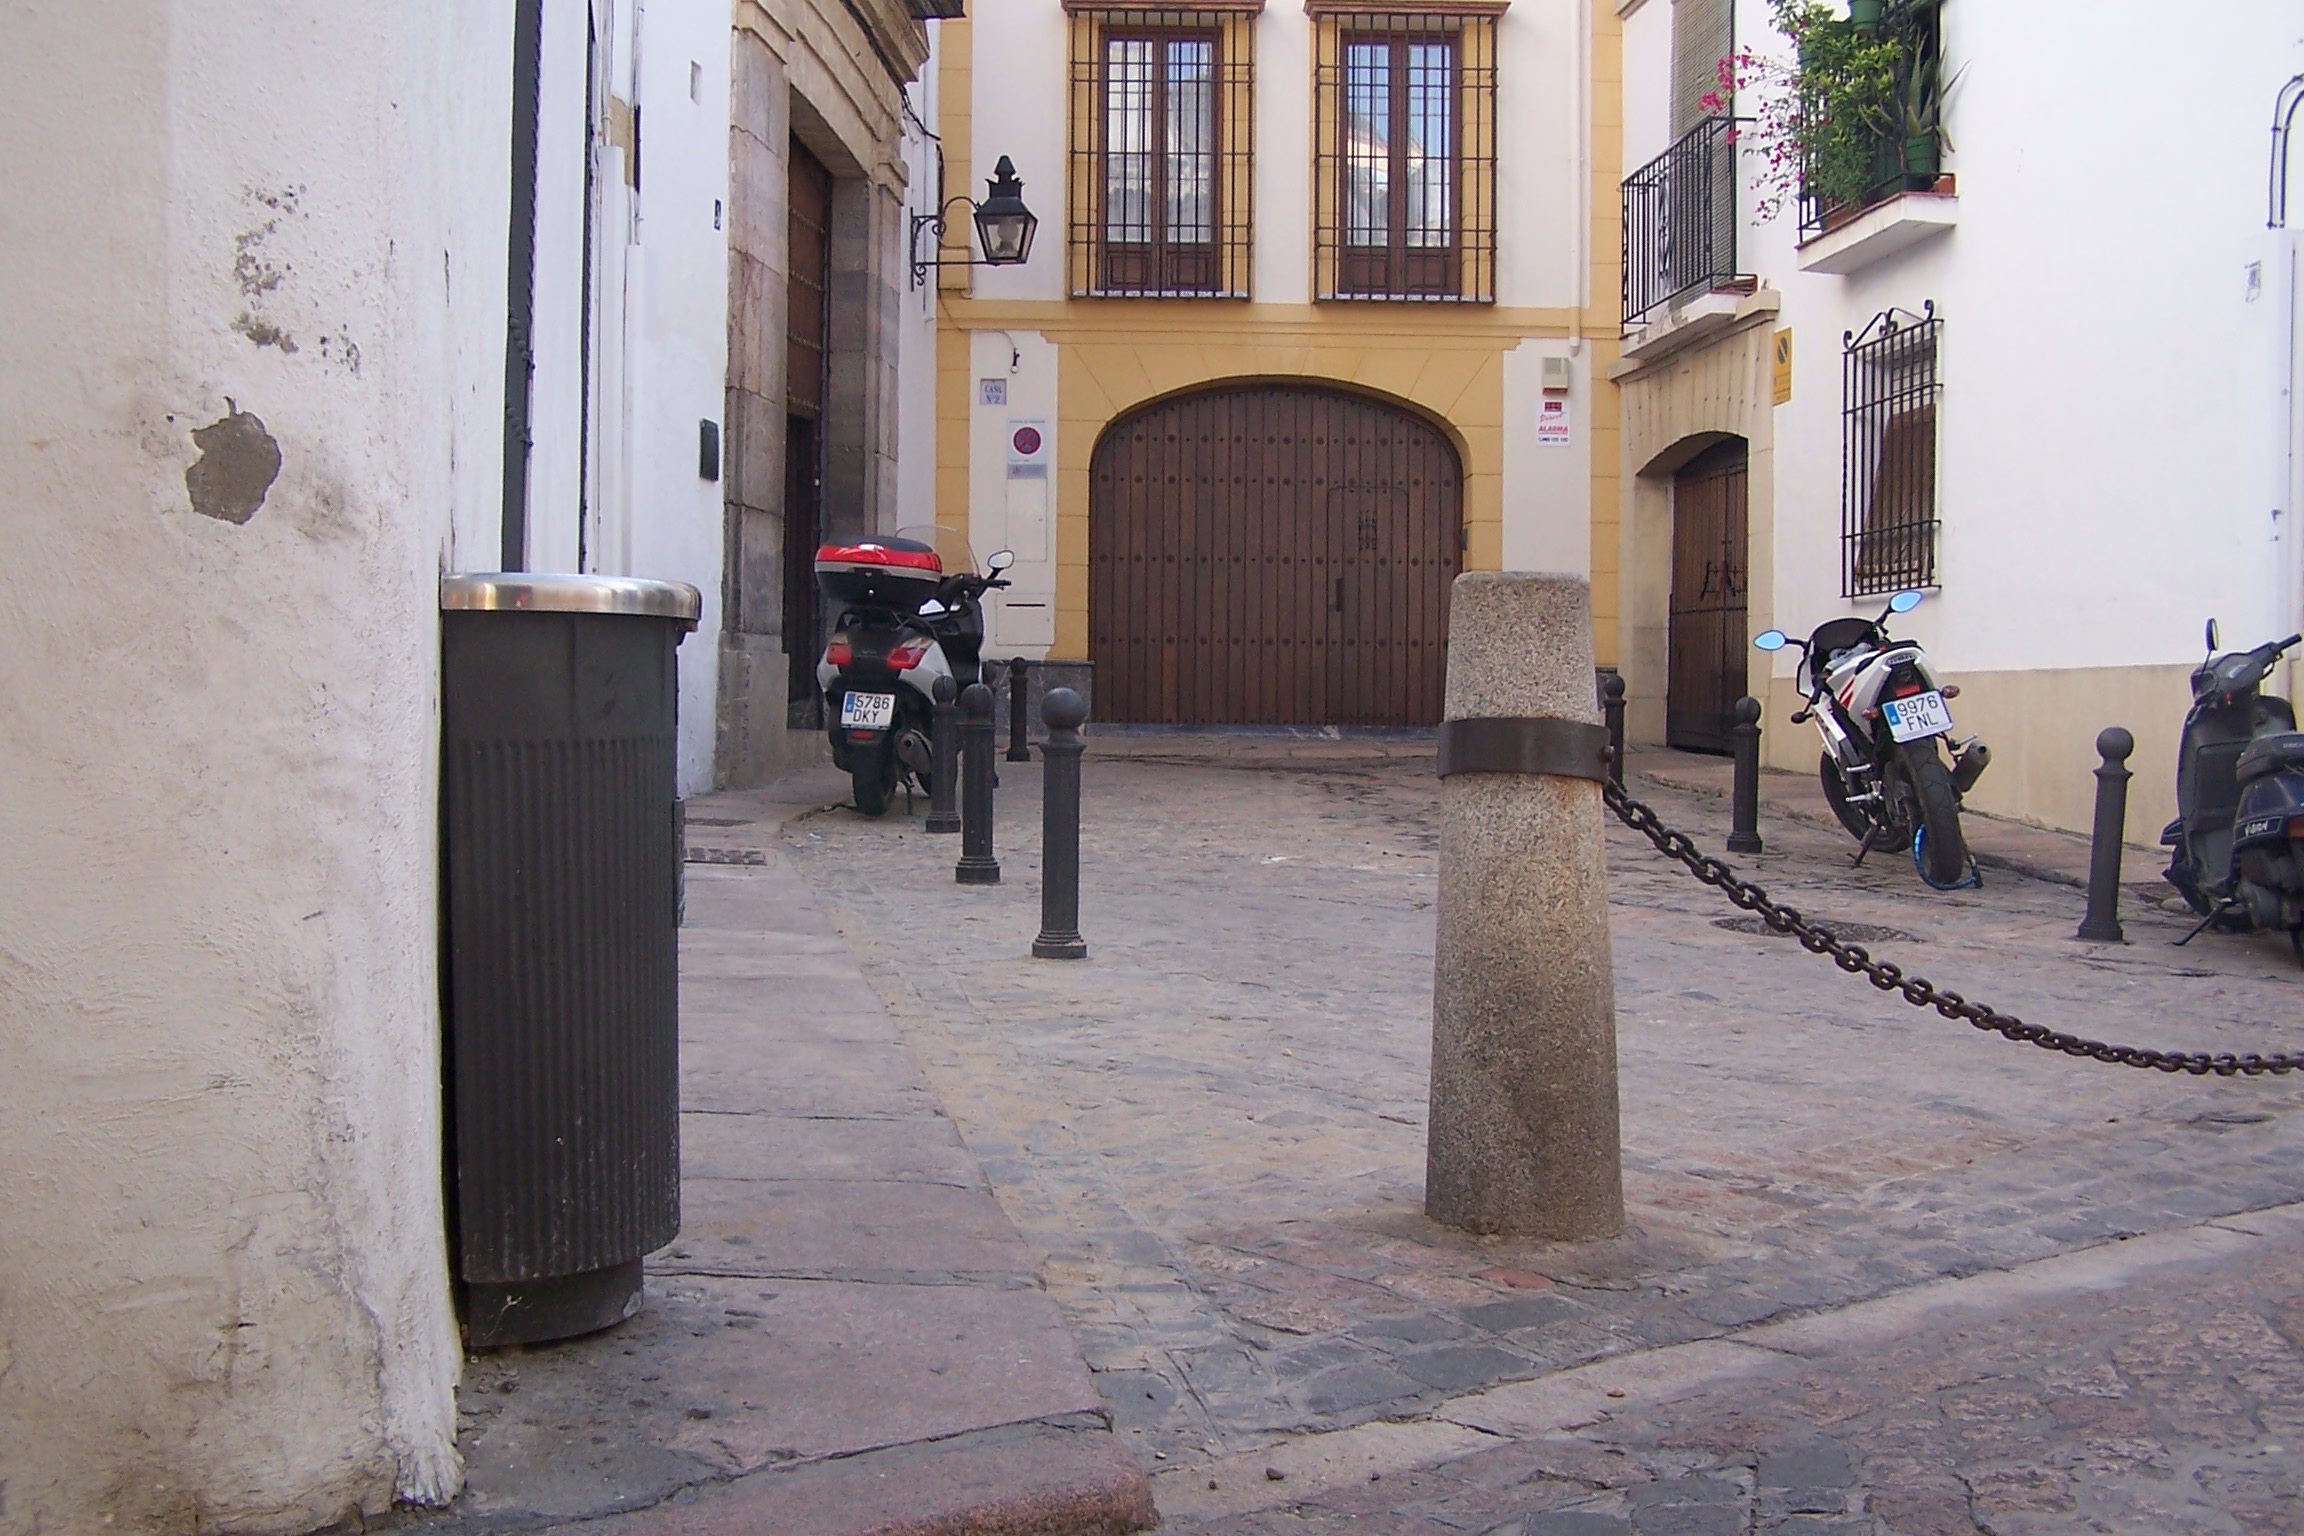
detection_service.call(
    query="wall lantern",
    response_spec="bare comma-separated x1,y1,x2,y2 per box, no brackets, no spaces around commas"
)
910,155,1039,288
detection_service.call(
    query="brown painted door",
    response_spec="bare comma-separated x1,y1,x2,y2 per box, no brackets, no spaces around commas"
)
1090,384,1460,725
1667,438,1749,753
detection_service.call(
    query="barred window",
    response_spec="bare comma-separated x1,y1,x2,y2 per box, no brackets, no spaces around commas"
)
1068,4,1257,298
1313,3,1498,303
1842,305,1941,596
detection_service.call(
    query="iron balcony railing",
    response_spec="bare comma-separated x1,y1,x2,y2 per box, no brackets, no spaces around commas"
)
1621,116,1746,329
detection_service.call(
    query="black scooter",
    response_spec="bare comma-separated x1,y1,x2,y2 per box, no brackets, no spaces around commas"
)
813,538,1013,817
2162,620,2304,961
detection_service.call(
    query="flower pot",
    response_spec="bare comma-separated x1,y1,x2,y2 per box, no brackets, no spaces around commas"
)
1902,135,1940,181
1850,0,1884,30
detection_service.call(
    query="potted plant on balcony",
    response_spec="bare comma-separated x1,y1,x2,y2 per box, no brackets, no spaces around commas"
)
1895,22,1960,186
1723,0,1898,224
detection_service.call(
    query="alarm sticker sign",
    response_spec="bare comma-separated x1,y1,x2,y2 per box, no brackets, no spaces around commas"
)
1536,396,1572,447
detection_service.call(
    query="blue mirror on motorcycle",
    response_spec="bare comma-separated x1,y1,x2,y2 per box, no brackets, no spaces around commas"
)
1888,590,1925,613
1753,629,1789,651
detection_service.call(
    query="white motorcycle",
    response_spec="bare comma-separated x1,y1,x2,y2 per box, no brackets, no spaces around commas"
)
1754,590,1990,889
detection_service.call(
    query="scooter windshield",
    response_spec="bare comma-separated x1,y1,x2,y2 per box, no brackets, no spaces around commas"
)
896,523,983,577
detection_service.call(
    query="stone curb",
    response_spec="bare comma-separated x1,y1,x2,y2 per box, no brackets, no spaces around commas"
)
544,1418,1155,1536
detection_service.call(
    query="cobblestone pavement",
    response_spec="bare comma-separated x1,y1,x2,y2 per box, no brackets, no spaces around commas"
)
779,736,2304,1533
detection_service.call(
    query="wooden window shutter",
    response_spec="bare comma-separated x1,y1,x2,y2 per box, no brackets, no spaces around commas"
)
1671,0,1733,139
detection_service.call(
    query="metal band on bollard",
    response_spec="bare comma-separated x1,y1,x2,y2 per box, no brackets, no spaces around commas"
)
1032,688,1089,960
1436,717,1612,782
927,675,961,835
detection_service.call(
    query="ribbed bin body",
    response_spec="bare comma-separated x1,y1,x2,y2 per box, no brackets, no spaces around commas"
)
440,595,687,1346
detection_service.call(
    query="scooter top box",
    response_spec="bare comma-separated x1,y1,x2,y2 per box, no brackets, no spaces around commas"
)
815,537,943,610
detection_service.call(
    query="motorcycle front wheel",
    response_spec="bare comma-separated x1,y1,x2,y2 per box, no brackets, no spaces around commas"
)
1818,751,1911,850
1902,739,1969,887
850,738,897,818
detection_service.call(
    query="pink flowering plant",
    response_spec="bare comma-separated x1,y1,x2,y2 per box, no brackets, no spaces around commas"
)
1706,0,1900,222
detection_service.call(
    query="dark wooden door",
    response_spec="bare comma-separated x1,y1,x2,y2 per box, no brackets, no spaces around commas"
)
1090,384,1460,725
1667,438,1749,753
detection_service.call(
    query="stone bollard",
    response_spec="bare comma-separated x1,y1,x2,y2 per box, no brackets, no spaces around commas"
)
927,675,961,835
2077,727,2134,943
1601,671,1627,787
956,683,1000,885
1727,696,1764,855
1031,688,1089,960
1007,655,1033,763
1428,573,1624,1239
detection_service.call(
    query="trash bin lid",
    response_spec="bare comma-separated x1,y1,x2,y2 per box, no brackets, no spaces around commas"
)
442,573,702,629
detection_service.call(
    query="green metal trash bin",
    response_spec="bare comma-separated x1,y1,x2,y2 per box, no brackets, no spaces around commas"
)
439,573,700,1346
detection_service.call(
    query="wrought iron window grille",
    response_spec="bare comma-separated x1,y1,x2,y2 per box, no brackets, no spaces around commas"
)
1312,7,1498,304
1621,115,1749,328
1841,302,1941,597
1066,5,1257,299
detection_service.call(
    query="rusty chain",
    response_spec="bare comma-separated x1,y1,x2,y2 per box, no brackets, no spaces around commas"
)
1602,778,2304,1077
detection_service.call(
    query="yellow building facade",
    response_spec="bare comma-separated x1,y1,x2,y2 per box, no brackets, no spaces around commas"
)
916,1,1624,725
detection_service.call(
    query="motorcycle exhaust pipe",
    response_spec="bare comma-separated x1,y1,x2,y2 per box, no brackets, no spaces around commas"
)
1952,741,1991,795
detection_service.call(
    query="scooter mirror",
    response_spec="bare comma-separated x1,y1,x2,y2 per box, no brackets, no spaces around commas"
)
987,549,1017,572
917,598,947,617
1888,590,1925,614
1753,629,1789,651
2206,617,2221,652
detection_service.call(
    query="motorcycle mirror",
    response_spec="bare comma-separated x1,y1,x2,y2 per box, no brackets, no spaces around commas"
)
1888,590,1925,614
917,598,947,617
987,549,1016,572
2205,617,2221,653
1753,629,1789,651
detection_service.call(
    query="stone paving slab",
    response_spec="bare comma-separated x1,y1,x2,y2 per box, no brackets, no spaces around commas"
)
394,765,1149,1536
778,736,2304,1533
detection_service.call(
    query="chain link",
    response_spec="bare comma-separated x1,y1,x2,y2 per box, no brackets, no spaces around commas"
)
1602,778,2303,1077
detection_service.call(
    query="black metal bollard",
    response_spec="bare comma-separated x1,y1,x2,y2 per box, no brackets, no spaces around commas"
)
1006,656,1033,763
926,675,961,834
2077,726,2134,943
956,682,1000,885
1032,688,1089,959
1727,695,1764,855
1602,672,1627,787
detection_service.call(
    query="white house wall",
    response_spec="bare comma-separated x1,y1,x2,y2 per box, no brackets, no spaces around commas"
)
1,1,507,1525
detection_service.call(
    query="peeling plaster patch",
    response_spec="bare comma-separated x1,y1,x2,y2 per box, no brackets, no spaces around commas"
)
185,404,283,525
234,312,298,353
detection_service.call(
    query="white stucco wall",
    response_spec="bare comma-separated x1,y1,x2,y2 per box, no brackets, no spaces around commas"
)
897,42,946,528
619,0,733,793
0,0,504,1528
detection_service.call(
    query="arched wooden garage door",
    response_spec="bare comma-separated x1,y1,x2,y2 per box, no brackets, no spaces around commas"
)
1089,383,1461,725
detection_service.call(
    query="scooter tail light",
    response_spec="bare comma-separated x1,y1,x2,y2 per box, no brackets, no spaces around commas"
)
826,636,854,667
887,637,934,671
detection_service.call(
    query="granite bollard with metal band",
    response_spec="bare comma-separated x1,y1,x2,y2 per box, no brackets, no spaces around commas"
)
1427,571,1625,1241
1435,716,1612,781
